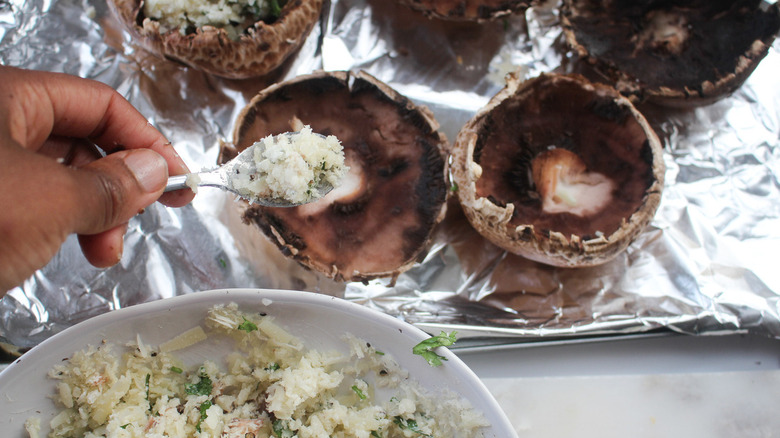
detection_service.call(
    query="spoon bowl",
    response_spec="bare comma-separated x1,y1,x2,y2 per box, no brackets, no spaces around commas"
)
165,131,341,207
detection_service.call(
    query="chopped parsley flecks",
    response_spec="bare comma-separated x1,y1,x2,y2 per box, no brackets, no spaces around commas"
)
196,401,212,433
272,419,294,437
412,331,457,367
145,374,152,412
393,416,433,437
351,384,367,400
185,372,213,396
269,0,282,18
237,316,258,332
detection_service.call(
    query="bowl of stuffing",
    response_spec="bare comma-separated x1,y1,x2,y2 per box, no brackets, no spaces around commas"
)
0,289,517,438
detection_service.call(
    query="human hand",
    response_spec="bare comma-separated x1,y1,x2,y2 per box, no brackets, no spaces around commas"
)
0,66,195,293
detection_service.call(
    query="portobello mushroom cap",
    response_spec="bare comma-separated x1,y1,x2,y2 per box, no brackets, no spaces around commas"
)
450,73,665,267
222,70,449,283
395,0,533,21
561,0,780,106
107,0,323,79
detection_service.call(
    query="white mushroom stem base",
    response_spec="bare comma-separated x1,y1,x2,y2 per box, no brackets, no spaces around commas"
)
531,148,614,217
634,9,689,54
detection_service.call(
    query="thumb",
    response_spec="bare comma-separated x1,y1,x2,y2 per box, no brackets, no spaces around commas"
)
69,148,168,235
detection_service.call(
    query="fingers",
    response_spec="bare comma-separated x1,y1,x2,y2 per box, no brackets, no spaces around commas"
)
0,66,195,207
65,149,168,236
0,66,199,288
37,135,193,208
0,143,167,286
38,136,103,167
42,72,190,172
158,186,194,208
78,224,128,268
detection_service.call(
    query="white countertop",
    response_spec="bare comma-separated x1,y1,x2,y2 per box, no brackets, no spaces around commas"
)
458,333,780,437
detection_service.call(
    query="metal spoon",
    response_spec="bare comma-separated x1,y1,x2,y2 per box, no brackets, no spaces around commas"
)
164,132,336,207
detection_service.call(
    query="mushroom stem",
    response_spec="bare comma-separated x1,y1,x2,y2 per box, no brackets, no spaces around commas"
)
531,148,614,216
633,10,690,55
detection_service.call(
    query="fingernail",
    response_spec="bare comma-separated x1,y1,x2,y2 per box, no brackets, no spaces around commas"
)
123,149,167,193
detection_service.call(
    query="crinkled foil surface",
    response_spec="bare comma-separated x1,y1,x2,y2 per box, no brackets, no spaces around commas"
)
2,0,780,351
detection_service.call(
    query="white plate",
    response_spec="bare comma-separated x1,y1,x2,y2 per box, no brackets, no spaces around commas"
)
0,289,516,438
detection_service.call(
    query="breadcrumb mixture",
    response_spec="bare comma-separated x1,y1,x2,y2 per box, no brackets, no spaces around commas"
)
145,0,284,36
33,304,488,438
230,126,347,205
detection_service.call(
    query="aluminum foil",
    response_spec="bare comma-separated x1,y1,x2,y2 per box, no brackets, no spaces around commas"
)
2,0,780,351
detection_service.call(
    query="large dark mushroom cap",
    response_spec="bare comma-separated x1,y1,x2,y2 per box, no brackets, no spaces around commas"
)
395,0,533,21
450,72,665,267
561,0,780,106
108,0,323,79
222,71,449,283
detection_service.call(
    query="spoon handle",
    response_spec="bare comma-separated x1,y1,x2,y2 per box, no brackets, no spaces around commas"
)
165,174,189,192
164,171,229,193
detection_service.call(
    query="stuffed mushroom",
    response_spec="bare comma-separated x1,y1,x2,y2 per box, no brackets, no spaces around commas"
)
221,71,449,283
108,0,323,79
450,72,665,267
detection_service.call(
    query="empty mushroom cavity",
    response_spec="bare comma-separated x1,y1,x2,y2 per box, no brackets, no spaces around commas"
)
451,73,665,267
225,71,449,283
561,0,780,105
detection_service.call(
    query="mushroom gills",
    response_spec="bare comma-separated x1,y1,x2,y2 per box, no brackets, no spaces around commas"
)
561,0,780,105
450,72,665,267
230,71,449,282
